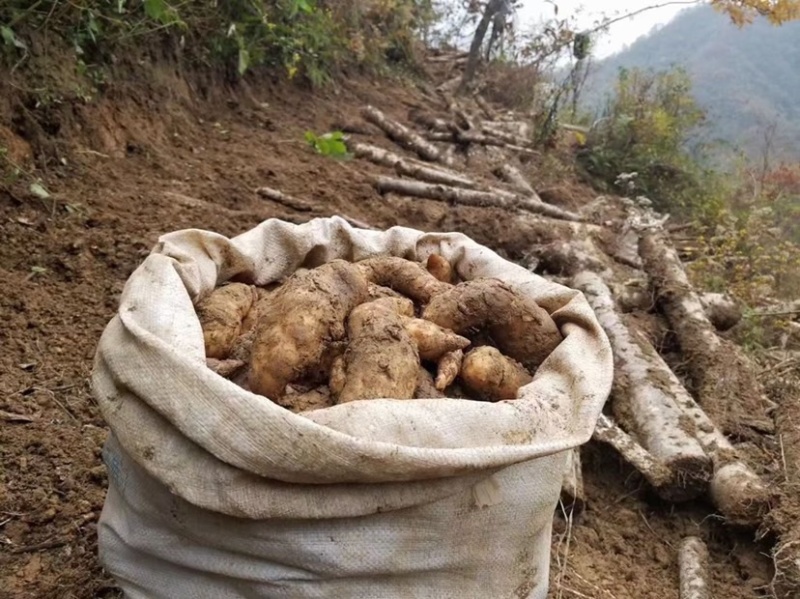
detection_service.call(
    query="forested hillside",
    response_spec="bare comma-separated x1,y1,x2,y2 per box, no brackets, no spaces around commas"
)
582,5,800,163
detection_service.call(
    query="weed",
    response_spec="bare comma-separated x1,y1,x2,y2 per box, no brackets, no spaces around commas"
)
305,130,350,159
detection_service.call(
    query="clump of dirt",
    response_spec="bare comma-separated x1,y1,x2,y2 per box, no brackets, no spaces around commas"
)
0,57,778,599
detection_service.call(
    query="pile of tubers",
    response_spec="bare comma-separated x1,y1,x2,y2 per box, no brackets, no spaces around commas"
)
197,255,563,413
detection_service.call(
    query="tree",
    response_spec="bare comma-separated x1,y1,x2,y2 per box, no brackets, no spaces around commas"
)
458,0,512,94
457,0,800,93
712,0,800,24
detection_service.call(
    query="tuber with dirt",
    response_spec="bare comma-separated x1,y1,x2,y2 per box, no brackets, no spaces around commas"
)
194,255,563,412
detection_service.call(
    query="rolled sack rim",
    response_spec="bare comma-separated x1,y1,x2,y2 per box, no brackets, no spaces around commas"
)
92,215,613,486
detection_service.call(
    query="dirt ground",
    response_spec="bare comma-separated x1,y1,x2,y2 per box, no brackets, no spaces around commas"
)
0,59,779,599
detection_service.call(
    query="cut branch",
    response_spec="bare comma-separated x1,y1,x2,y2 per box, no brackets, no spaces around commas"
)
698,292,742,331
256,186,314,212
352,143,477,189
410,111,458,133
639,230,774,437
769,374,800,594
473,94,496,119
425,130,540,156
574,271,712,502
493,163,535,195
593,414,673,490
362,105,450,165
481,124,533,148
373,176,583,222
679,536,709,599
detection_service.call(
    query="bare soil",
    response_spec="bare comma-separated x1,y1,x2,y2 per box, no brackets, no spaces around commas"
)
0,59,778,598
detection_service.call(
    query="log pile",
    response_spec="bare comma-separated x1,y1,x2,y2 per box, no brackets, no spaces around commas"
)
258,85,795,596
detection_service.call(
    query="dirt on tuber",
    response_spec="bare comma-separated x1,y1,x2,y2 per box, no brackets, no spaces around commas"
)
196,255,562,414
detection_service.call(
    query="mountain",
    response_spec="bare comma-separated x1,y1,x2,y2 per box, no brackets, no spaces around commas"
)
579,6,800,164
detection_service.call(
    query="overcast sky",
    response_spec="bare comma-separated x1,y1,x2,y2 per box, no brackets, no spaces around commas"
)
517,1,699,58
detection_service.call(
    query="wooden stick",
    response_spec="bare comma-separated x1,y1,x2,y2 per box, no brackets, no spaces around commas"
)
769,373,800,594
373,176,583,222
593,414,673,490
639,230,774,438
256,187,315,212
410,111,457,133
481,124,533,148
473,94,496,119
352,143,477,189
362,105,450,165
493,163,535,195
425,130,540,156
679,536,709,599
454,108,475,131
340,215,377,230
574,272,712,502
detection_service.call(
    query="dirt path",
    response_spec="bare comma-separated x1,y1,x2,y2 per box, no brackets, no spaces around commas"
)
0,68,774,598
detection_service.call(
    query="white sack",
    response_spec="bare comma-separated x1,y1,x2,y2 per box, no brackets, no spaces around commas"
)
94,216,613,598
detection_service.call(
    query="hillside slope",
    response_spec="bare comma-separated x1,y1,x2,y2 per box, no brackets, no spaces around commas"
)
582,6,800,162
0,45,787,599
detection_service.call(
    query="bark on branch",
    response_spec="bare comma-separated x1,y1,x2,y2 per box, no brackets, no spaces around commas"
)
593,414,673,490
679,536,709,599
425,130,540,156
373,176,583,222
352,143,477,189
574,271,712,502
639,230,774,438
362,105,451,165
493,163,535,195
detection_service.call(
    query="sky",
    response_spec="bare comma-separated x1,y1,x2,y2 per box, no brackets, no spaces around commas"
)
516,0,698,58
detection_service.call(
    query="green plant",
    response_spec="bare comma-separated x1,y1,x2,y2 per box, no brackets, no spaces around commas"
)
0,0,427,89
577,66,722,217
304,130,350,159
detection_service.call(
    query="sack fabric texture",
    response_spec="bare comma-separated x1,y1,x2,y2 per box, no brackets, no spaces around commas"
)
93,216,613,599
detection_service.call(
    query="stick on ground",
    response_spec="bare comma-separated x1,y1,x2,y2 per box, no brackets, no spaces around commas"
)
352,143,477,189
256,186,315,212
574,271,712,502
639,229,774,437
362,105,451,165
679,536,709,599
593,414,673,491
373,176,583,222
493,163,536,195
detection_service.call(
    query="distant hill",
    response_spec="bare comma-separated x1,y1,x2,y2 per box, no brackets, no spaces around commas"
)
579,6,800,164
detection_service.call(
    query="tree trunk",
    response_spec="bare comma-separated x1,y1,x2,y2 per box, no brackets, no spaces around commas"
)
352,143,477,188
459,0,505,94
372,176,583,221
593,414,673,490
574,271,712,502
493,163,535,195
639,230,774,438
769,374,800,596
362,105,451,165
679,537,709,599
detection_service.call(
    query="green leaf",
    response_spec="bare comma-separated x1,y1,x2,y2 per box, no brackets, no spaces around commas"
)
304,131,318,145
143,0,166,21
1,26,27,50
238,47,250,75
29,182,51,200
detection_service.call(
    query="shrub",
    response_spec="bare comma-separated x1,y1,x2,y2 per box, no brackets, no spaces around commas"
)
0,0,431,86
577,66,718,217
